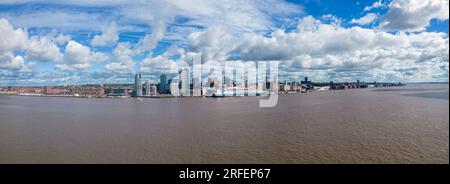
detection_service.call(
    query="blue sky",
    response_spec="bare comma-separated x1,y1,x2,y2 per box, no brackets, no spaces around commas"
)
0,0,448,86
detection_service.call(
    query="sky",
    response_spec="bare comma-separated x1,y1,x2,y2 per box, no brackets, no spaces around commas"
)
0,0,448,86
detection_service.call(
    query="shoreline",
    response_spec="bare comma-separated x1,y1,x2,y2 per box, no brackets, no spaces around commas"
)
0,85,408,99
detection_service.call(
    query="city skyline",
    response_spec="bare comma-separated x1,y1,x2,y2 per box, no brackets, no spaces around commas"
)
0,71,405,98
0,0,449,86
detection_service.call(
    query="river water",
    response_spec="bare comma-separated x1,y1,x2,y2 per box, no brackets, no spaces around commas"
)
0,84,448,163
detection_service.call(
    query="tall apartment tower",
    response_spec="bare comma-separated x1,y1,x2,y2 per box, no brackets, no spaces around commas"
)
150,84,157,95
135,73,143,97
144,80,151,96
160,74,167,93
179,68,190,96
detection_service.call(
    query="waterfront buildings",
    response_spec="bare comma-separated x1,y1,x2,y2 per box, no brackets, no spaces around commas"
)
150,84,157,95
142,80,158,96
71,86,105,97
144,80,151,96
6,86,44,94
0,85,106,97
107,88,129,97
160,74,167,93
291,81,300,91
131,73,161,96
44,86,64,95
192,78,201,96
327,81,405,90
179,68,190,96
169,79,180,95
135,73,143,97
280,81,291,92
300,77,313,91
1,73,405,98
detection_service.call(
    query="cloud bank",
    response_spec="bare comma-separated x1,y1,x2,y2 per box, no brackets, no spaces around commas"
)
0,0,448,85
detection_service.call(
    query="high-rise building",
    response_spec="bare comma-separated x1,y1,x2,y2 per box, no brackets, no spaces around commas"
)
150,84,157,95
169,79,180,95
192,77,201,96
301,77,312,85
144,80,151,96
160,74,167,93
135,73,142,97
179,68,190,96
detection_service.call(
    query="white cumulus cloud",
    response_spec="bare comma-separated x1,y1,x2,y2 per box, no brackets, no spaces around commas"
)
211,16,449,82
105,42,135,73
381,0,449,32
56,40,108,72
0,53,31,72
0,18,64,72
90,22,119,47
351,13,378,25
364,0,385,11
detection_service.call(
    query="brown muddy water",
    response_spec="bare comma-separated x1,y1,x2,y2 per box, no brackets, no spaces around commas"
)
0,84,448,163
